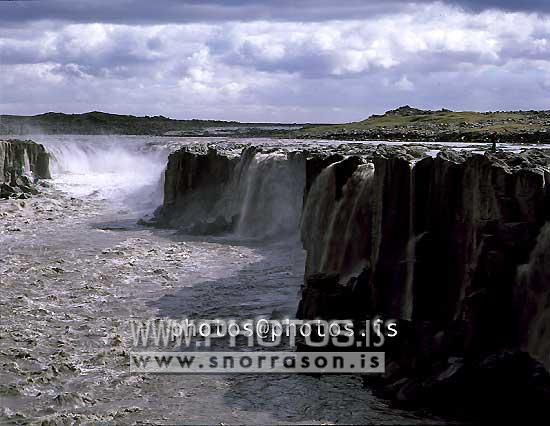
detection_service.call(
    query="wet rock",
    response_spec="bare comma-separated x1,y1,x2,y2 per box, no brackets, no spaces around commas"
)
14,175,31,187
0,140,50,201
375,350,550,420
0,183,16,198
294,146,550,417
157,145,239,228
155,142,550,419
53,392,93,407
0,139,51,183
187,214,235,235
395,378,427,404
156,144,306,239
296,273,351,320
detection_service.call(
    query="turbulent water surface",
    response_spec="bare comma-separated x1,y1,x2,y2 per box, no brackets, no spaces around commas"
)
0,136,460,424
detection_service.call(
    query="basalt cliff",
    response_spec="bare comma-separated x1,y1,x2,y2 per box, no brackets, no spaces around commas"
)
0,139,50,198
155,142,550,419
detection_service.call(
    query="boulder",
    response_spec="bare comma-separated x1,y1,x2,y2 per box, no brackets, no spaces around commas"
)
0,183,16,199
187,215,235,235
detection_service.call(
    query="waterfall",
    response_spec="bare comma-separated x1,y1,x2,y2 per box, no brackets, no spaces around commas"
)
164,147,306,241
22,149,33,178
516,223,550,369
236,152,305,240
402,164,416,321
41,137,168,215
301,159,374,281
301,162,338,274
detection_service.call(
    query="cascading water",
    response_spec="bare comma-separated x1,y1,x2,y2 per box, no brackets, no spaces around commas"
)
301,159,374,282
41,136,168,215
301,162,338,275
402,163,420,321
517,222,550,369
236,152,305,240
22,149,32,178
163,146,306,241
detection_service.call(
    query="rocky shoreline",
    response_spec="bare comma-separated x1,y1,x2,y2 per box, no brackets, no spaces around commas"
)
296,128,550,144
157,141,550,420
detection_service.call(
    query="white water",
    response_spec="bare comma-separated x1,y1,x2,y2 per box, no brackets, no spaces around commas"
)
39,136,169,215
0,136,455,424
236,152,305,240
301,160,374,281
22,149,33,178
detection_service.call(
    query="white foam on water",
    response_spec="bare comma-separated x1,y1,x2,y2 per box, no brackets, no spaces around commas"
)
39,136,169,215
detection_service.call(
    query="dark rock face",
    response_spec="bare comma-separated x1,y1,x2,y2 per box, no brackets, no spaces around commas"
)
0,139,50,198
1,139,51,182
375,349,550,421
298,147,550,418
300,149,550,353
158,141,550,417
158,145,239,228
156,144,306,239
296,272,351,320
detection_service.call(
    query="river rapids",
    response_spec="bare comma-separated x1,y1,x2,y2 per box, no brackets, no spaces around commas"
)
0,135,475,424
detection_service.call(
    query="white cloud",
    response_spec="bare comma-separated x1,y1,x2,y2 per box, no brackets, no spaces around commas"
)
396,75,414,91
1,3,550,121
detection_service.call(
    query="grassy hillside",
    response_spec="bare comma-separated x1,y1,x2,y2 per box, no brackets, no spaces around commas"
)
295,106,550,143
2,107,549,142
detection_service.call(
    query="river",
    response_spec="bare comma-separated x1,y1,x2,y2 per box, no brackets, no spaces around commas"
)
0,135,457,424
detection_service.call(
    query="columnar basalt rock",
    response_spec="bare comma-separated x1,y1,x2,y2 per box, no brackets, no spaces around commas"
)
0,139,50,198
298,147,550,419
157,142,550,416
157,144,307,238
159,145,240,228
0,139,51,183
300,149,550,352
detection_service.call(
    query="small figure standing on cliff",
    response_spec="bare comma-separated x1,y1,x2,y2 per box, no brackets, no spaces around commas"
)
489,131,498,152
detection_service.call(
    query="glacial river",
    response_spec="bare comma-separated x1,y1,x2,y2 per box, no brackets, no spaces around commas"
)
0,135,461,424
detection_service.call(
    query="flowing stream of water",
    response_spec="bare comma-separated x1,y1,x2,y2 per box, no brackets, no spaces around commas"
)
0,135,448,424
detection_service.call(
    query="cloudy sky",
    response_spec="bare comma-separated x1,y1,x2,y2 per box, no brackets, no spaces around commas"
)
1,0,549,122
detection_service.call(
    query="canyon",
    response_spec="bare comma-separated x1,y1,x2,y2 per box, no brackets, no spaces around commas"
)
2,136,550,422
156,141,550,419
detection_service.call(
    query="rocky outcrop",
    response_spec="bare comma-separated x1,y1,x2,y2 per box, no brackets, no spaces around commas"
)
298,147,550,419
0,139,50,198
1,139,50,182
300,149,550,340
159,145,240,228
155,144,306,239
157,141,550,418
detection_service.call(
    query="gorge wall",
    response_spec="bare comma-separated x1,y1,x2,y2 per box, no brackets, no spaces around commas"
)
157,142,550,417
0,139,51,183
157,144,305,239
302,148,550,349
0,139,50,198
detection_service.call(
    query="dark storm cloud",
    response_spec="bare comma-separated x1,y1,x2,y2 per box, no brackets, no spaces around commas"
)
0,0,548,27
0,0,410,25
